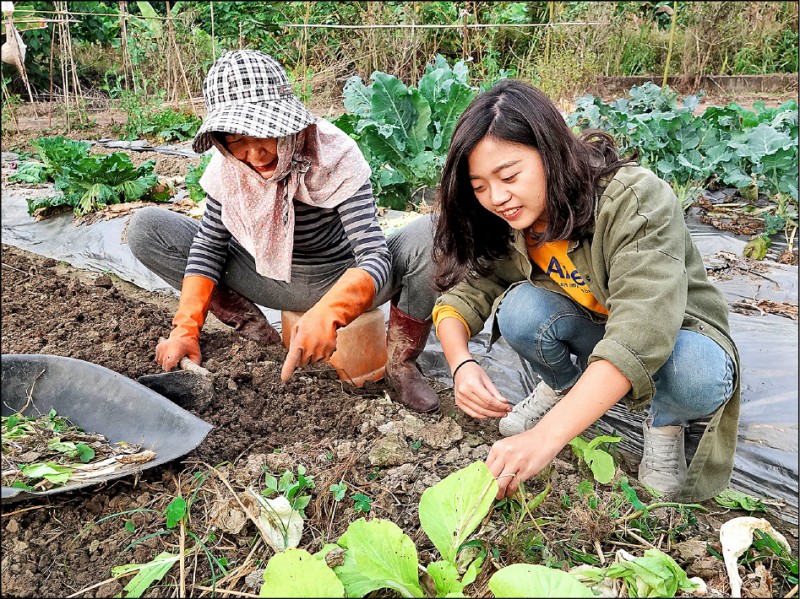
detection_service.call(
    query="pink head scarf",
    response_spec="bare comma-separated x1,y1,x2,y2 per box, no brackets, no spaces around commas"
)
198,118,371,282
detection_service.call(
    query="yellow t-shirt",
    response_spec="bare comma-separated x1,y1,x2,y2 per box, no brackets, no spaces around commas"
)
432,231,609,337
526,232,608,316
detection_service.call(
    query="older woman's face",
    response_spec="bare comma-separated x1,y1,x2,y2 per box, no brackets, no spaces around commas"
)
223,134,278,179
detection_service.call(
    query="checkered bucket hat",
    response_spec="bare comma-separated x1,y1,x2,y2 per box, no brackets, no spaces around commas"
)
192,50,316,154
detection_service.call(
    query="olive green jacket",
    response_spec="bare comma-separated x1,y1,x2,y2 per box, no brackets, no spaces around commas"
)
437,165,740,503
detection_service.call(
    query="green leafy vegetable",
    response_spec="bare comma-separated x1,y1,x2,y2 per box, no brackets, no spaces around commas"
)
112,551,180,598
418,460,498,563
604,548,699,598
334,518,425,598
260,548,344,598
714,488,767,512
489,564,594,598
334,55,477,209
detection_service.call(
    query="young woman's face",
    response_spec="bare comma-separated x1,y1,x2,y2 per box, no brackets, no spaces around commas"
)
467,136,548,231
223,134,279,179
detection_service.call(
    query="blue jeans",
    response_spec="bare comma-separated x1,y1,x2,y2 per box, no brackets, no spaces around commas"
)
495,284,735,427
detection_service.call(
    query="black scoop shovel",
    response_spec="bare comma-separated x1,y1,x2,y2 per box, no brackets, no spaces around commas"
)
137,341,215,409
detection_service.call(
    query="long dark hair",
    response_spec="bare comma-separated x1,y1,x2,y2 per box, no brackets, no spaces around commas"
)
432,79,636,291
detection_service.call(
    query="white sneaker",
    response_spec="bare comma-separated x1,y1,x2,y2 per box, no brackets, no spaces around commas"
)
638,417,688,495
498,381,563,437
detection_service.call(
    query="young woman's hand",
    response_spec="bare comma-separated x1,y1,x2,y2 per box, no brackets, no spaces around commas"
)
486,428,561,499
453,361,512,419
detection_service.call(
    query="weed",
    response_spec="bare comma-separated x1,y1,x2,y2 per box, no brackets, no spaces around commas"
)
351,493,374,513
329,481,348,502
262,465,315,516
1,76,22,132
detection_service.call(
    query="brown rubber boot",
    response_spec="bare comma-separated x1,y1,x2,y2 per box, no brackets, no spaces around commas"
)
208,285,282,345
385,301,439,413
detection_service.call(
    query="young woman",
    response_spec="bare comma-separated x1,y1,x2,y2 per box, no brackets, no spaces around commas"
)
128,50,439,413
432,79,739,501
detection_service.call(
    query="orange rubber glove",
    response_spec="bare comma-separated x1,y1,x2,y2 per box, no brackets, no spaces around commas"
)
155,275,215,371
281,268,376,381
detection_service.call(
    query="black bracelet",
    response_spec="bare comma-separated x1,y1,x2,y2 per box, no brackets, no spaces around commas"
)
452,358,478,380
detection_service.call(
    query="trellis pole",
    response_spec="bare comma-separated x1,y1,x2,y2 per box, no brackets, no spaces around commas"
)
210,1,216,61
119,1,137,94
166,1,195,112
3,12,37,109
662,1,679,89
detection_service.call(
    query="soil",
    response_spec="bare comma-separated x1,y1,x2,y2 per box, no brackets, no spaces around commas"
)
2,244,798,598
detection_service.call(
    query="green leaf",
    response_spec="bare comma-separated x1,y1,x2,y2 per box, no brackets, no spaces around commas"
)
419,461,498,564
619,478,646,511
260,548,344,598
47,438,79,456
427,561,464,597
112,551,180,598
278,470,295,492
352,493,373,513
76,443,95,463
134,1,163,37
568,437,589,460
605,548,698,598
369,72,431,155
744,236,771,260
714,488,766,512
460,551,485,588
583,448,616,484
527,482,550,511
165,497,187,529
576,480,594,498
489,564,594,598
19,462,73,485
334,518,424,598
330,482,348,502
292,494,311,513
342,76,373,118
745,124,794,158
264,474,279,494
125,519,136,533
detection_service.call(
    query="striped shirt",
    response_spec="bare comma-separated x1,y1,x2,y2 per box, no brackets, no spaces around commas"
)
185,182,391,292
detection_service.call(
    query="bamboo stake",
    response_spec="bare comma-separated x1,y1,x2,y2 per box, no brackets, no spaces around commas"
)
662,1,679,89
174,473,187,599
48,17,55,126
119,1,137,94
4,17,37,111
166,1,195,112
63,2,85,122
461,8,468,61
545,1,554,65
209,1,216,61
409,2,416,86
55,2,70,130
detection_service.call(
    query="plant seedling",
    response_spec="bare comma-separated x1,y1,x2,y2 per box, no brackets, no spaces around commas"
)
330,482,348,502
351,493,374,513
262,465,315,516
568,434,621,484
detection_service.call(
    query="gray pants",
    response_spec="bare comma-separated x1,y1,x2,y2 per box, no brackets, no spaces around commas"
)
127,207,437,320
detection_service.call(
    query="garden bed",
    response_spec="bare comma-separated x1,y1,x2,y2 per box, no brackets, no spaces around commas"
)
1,244,797,598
